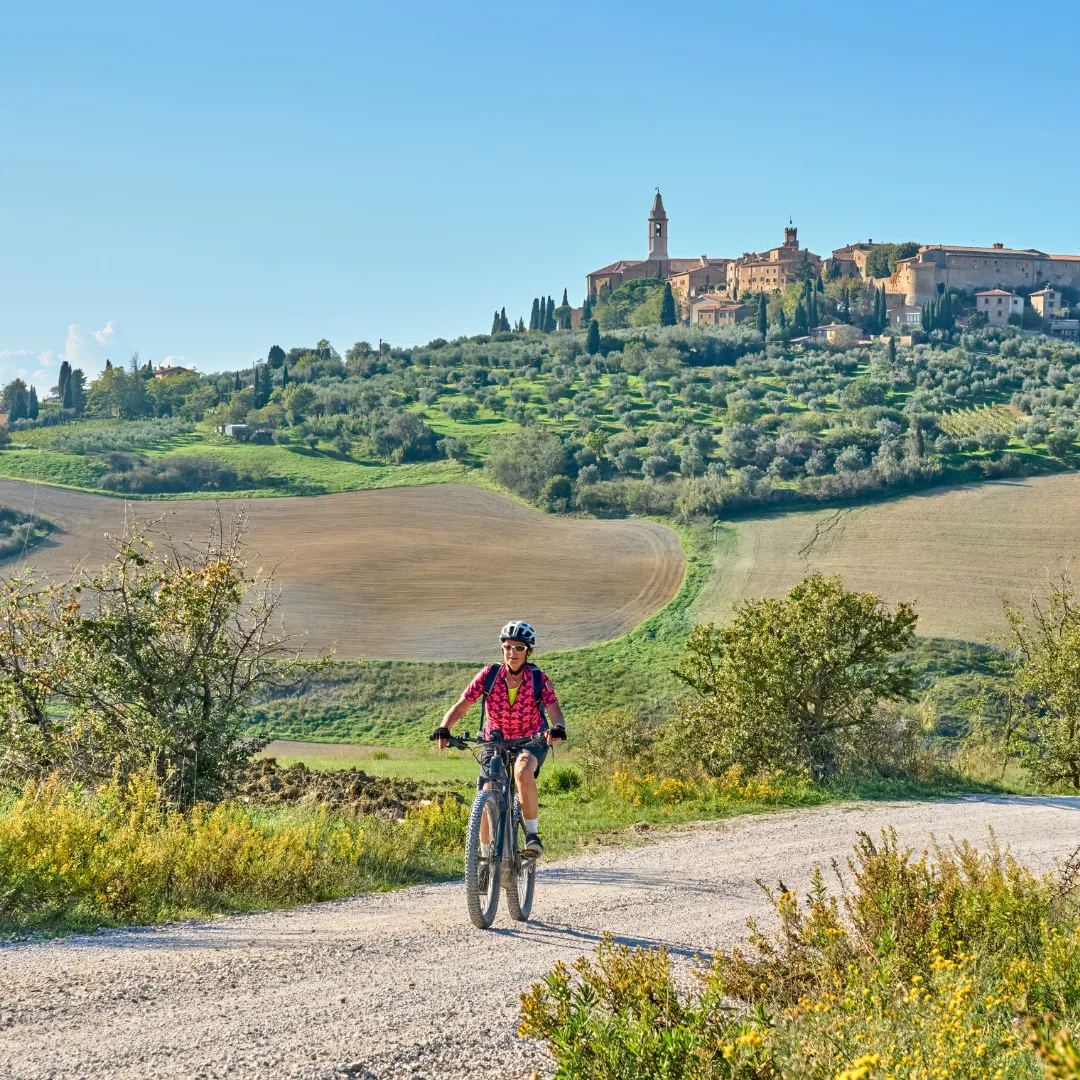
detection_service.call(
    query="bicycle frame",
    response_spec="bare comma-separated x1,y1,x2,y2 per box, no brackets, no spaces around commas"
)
478,736,543,867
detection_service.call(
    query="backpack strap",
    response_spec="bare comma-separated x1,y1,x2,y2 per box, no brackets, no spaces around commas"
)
479,663,502,728
530,664,548,727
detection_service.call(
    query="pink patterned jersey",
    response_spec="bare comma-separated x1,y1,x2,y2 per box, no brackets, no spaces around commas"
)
463,663,559,740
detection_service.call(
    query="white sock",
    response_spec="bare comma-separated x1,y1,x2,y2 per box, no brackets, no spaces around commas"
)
524,818,539,835
480,842,491,856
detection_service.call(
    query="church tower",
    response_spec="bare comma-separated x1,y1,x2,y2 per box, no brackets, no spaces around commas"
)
648,190,669,263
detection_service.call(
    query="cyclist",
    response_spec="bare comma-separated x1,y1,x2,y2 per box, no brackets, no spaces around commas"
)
432,620,565,856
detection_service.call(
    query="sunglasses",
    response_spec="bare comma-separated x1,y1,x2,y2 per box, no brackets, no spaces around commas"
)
501,642,528,653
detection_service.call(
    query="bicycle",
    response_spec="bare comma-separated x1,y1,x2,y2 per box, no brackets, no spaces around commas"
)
442,730,544,929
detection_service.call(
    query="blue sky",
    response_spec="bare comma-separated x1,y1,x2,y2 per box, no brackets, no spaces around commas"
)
1,1,1076,386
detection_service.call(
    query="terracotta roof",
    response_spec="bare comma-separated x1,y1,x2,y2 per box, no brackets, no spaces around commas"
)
1030,287,1058,295
1049,253,1080,262
691,297,747,310
975,289,1018,296
919,244,1048,257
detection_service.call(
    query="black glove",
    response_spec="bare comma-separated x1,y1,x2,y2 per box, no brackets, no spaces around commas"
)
430,726,451,742
549,725,567,741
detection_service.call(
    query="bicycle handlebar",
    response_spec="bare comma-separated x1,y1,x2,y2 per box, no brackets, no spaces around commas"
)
440,731,547,752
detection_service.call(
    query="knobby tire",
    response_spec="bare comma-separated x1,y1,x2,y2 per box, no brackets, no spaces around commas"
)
503,808,535,922
465,788,501,929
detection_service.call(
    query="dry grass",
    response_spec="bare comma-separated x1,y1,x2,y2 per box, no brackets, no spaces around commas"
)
0,480,684,660
694,473,1080,642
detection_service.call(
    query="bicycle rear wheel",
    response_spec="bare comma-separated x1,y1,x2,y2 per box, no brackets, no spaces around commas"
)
504,811,536,922
465,788,501,929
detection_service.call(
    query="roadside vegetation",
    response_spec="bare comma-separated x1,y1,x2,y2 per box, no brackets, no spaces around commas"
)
520,831,1080,1079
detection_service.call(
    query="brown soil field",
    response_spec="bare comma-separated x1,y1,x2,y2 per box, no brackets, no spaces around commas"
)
695,473,1080,642
0,480,684,660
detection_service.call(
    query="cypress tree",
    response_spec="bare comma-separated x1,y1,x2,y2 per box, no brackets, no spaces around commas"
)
842,283,850,323
582,294,592,323
778,308,787,332
545,296,556,332
500,307,510,333
586,319,600,355
491,311,501,335
62,376,73,410
530,298,540,330
234,371,242,391
105,358,113,371
660,282,677,326
757,294,768,337
57,360,71,406
887,336,897,365
28,386,38,420
282,364,289,388
561,287,568,306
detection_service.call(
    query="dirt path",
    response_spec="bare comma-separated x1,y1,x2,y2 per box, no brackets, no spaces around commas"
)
3,796,1078,1080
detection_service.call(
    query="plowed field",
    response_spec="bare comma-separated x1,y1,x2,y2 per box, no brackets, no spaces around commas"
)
0,480,684,660
696,473,1080,641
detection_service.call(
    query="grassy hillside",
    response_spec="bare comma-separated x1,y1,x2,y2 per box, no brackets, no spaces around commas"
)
244,519,1000,748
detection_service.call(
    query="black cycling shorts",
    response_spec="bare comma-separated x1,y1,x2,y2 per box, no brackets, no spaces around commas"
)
479,740,548,785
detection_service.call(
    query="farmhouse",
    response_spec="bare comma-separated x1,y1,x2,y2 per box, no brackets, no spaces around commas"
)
689,296,751,326
823,241,885,281
586,192,731,308
976,289,1024,326
1029,287,1062,318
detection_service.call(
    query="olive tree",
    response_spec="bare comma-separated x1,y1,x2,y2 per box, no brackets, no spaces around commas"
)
668,574,917,779
1003,579,1080,789
0,511,320,805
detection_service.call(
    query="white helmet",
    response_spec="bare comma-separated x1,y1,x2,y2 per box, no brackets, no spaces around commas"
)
500,620,536,647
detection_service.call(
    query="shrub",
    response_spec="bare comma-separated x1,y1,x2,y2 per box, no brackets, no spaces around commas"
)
668,575,917,779
522,831,1075,1080
539,766,583,794
486,427,568,500
97,454,269,494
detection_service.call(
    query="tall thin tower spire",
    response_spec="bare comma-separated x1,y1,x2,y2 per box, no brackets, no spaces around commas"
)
648,189,668,263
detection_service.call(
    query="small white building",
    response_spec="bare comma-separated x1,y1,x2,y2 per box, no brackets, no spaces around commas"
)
975,289,1023,326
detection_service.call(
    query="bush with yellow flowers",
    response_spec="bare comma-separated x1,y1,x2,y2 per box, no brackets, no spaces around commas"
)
0,769,461,935
521,829,1080,1079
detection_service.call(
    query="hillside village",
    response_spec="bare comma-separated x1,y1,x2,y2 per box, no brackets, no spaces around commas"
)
575,191,1080,339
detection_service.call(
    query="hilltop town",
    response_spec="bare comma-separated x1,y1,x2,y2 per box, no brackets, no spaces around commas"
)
558,191,1080,339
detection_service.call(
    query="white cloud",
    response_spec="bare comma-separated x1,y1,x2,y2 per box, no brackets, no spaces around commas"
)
0,322,122,389
163,355,185,364
91,321,117,346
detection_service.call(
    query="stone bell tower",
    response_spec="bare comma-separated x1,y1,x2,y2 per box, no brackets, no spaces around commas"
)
648,189,669,264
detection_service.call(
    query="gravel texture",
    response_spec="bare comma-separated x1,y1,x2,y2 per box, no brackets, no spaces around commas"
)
3,795,1079,1079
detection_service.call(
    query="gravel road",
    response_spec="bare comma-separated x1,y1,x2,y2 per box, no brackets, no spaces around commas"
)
3,795,1079,1080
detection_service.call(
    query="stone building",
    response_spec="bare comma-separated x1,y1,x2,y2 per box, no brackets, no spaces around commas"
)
894,244,1080,305
976,289,1024,326
1029,287,1063,318
586,192,731,309
688,296,751,326
726,225,821,297
824,241,885,280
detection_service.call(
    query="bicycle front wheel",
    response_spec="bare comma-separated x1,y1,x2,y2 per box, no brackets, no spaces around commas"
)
504,812,536,922
465,788,501,929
